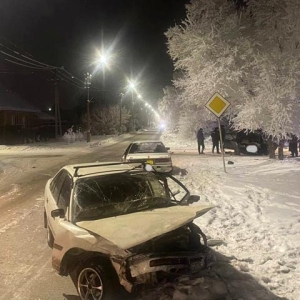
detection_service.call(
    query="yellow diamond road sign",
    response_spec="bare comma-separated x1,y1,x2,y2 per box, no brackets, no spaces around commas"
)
205,92,230,118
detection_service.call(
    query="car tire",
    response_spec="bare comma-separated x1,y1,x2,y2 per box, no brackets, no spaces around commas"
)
71,258,120,300
46,223,54,249
234,143,240,155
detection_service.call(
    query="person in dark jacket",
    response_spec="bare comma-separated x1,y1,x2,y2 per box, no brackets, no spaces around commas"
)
289,135,298,157
211,127,220,153
197,128,205,154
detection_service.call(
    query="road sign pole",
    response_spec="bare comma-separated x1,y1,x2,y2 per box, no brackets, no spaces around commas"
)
218,117,226,173
205,92,230,173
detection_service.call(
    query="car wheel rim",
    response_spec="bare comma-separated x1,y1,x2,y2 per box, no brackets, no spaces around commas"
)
78,267,103,300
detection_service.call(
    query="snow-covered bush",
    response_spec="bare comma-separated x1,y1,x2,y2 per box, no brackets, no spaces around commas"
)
62,126,84,144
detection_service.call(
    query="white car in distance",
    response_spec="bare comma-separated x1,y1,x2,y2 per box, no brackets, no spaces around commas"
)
122,140,172,173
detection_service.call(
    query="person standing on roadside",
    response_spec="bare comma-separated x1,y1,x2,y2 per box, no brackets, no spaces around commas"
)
289,134,298,157
197,128,205,154
211,127,220,153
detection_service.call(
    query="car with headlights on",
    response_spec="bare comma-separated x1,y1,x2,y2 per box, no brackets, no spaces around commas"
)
44,161,214,300
122,140,172,173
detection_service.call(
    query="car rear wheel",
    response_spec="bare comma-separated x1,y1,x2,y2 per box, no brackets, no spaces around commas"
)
72,259,119,300
234,143,240,155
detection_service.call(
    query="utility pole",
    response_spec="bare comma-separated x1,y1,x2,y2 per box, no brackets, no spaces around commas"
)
50,69,62,139
85,72,92,142
119,93,124,135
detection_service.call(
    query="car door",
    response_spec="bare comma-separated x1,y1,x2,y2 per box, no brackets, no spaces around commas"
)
47,170,69,239
223,133,236,150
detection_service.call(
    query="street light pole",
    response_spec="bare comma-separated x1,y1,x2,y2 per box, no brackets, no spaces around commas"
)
119,93,124,135
131,90,135,131
85,72,92,142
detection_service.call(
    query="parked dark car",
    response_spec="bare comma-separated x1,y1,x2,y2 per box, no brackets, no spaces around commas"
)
223,130,269,155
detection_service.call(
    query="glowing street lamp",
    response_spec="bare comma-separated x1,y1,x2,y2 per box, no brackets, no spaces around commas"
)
98,54,108,65
128,80,136,91
93,49,111,69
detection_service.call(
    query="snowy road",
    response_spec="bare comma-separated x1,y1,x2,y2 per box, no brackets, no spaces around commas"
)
0,132,161,300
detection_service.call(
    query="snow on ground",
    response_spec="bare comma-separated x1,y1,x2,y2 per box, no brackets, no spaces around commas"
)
0,134,132,184
146,132,299,300
0,133,132,155
1,131,299,300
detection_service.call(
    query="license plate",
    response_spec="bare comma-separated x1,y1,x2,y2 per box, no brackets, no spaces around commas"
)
190,260,203,273
146,159,154,165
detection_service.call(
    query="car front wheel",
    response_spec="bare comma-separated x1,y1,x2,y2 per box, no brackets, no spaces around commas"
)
46,222,54,248
72,259,118,300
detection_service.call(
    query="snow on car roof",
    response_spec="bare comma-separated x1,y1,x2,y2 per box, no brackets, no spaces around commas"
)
63,162,140,177
132,140,163,143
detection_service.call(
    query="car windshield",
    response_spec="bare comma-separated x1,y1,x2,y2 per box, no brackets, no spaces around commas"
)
129,142,167,154
72,172,181,222
237,131,263,144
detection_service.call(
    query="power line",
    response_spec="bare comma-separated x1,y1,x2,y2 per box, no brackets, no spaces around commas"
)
0,36,106,91
50,70,84,89
0,50,54,69
2,58,52,70
56,69,84,87
20,53,57,69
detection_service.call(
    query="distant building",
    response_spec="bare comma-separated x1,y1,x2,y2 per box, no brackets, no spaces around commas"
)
0,83,54,144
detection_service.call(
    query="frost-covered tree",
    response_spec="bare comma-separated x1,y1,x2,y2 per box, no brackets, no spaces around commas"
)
165,0,300,150
166,0,255,129
233,0,300,139
158,85,182,132
81,105,130,135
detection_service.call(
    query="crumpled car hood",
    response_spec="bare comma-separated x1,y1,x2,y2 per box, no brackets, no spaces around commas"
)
76,205,214,250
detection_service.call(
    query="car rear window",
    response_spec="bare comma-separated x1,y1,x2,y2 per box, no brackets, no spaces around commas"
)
129,142,167,153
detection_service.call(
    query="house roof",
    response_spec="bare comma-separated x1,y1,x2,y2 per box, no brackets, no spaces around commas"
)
37,112,55,120
0,83,40,113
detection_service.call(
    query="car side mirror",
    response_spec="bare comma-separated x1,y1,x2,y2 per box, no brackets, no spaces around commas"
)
188,195,200,204
165,147,170,150
51,209,65,218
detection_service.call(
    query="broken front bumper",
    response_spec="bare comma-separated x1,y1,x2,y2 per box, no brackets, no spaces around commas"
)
127,251,207,283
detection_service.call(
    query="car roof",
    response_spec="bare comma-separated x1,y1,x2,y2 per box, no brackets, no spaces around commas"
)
131,140,164,144
62,162,143,178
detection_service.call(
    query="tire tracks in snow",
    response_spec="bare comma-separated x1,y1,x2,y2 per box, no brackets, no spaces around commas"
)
175,156,299,299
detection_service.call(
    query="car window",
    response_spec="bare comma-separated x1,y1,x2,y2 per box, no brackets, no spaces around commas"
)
225,134,234,141
123,144,132,157
129,142,167,154
50,170,68,203
72,173,170,221
57,174,72,212
166,177,188,201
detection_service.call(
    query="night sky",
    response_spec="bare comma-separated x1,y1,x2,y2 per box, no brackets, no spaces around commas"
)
0,0,188,110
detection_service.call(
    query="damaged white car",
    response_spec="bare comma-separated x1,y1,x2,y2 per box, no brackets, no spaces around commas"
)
44,162,214,300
